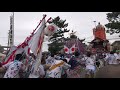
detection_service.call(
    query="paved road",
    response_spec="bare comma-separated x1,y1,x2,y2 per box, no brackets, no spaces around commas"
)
0,72,5,78
95,64,120,78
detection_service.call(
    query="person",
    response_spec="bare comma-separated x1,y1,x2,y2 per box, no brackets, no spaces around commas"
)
45,53,55,65
60,53,65,60
45,53,71,78
91,53,96,62
95,53,104,69
25,53,36,78
18,53,27,78
68,55,78,69
74,51,81,63
0,54,25,78
80,54,88,67
54,53,61,60
85,52,96,78
104,51,110,65
66,54,82,78
107,51,116,65
35,54,47,78
61,58,68,78
29,54,47,78
114,50,120,64
98,53,104,68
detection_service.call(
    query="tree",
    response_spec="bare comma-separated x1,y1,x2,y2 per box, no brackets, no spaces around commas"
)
105,12,120,36
48,16,70,54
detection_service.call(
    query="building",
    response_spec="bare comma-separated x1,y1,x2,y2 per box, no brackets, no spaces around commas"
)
111,41,120,51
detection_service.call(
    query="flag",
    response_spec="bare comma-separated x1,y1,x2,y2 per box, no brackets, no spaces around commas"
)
3,46,17,62
70,44,76,54
64,45,70,54
2,45,18,65
2,42,29,65
2,30,32,65
2,49,16,65
28,16,46,77
28,17,46,56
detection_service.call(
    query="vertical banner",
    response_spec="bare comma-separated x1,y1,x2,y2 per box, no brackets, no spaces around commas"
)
9,12,14,46
28,15,46,77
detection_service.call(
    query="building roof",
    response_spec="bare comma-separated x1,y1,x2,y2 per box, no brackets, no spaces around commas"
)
111,41,120,46
90,37,109,43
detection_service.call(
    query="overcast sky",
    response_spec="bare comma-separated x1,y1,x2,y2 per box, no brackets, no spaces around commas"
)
0,12,119,51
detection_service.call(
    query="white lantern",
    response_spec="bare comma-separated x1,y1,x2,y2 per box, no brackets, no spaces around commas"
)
44,23,58,36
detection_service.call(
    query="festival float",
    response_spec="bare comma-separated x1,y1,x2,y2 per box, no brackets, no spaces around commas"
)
63,30,86,55
89,22,110,53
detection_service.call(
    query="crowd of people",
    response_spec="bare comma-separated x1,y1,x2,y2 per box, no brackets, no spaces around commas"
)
0,49,120,78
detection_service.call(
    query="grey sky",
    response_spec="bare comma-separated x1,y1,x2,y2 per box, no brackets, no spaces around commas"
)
0,12,119,51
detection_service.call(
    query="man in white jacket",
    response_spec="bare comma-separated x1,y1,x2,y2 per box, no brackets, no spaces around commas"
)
114,50,120,64
45,53,71,78
0,54,25,78
85,52,96,78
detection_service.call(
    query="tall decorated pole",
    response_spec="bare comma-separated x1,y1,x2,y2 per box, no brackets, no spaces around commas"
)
9,12,14,47
12,12,14,46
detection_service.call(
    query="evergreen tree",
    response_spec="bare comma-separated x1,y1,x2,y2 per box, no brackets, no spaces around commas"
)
105,12,120,36
48,16,70,54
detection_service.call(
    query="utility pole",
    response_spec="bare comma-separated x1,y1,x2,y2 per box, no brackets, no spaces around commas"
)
8,12,14,47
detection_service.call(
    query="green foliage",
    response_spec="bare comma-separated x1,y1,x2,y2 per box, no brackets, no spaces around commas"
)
48,16,70,54
105,12,120,35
